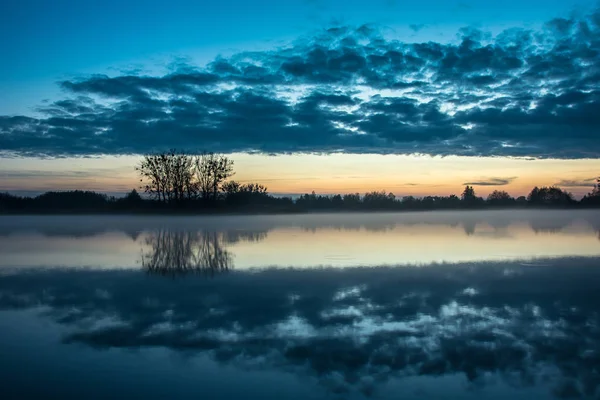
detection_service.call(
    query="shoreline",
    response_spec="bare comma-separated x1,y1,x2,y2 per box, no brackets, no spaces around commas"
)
1,206,599,217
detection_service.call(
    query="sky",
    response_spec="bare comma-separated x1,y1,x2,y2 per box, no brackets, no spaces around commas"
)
1,0,600,198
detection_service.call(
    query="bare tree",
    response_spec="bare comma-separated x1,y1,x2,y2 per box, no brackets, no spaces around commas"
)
169,152,196,202
135,150,196,203
194,152,234,201
136,150,235,204
241,183,267,194
136,153,167,202
222,181,268,195
221,180,241,196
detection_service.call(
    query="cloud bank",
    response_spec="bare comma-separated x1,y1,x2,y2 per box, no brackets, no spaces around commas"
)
1,8,600,158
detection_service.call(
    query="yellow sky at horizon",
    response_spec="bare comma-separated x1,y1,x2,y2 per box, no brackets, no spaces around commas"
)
0,153,598,198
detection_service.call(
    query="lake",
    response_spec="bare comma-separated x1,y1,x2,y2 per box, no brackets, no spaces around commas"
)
1,210,599,399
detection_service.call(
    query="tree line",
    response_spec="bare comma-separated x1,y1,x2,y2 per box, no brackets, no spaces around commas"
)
1,151,600,213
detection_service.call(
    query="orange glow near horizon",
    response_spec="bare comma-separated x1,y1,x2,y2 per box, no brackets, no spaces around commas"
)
0,153,598,198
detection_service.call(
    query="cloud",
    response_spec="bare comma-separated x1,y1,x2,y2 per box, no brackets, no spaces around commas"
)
1,8,600,157
0,169,123,179
408,23,425,32
463,177,517,186
555,177,597,187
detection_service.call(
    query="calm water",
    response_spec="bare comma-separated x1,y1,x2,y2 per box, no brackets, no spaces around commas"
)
1,210,599,399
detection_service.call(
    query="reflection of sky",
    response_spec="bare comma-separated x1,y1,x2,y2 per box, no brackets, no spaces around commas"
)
1,210,599,269
1,259,599,399
1,211,600,398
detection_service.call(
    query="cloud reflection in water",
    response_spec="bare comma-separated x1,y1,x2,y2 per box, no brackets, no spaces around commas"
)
1,210,600,398
0,259,599,398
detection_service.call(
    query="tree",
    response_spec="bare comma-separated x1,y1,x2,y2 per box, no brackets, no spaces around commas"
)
125,189,142,202
363,191,396,209
527,186,574,206
195,152,234,201
401,196,417,209
527,186,541,204
461,185,476,201
487,190,514,206
222,181,268,206
136,151,234,204
446,194,461,208
241,183,268,194
115,189,143,210
331,194,343,208
221,180,241,196
33,190,109,210
461,185,484,208
581,177,600,206
342,193,361,209
136,150,195,204
591,178,600,197
122,189,143,205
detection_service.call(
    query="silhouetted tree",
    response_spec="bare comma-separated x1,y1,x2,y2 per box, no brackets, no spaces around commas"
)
115,189,144,210
487,190,515,207
221,180,241,196
331,194,343,208
222,181,269,206
241,183,268,194
593,178,600,197
446,194,462,208
0,192,33,212
125,189,142,202
34,191,110,210
136,150,196,204
342,193,361,209
461,185,483,207
401,195,417,209
462,186,476,201
527,187,541,203
363,191,396,209
527,186,574,207
195,152,234,202
581,178,600,207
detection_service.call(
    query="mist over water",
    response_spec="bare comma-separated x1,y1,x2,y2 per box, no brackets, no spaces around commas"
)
1,210,600,269
1,210,600,399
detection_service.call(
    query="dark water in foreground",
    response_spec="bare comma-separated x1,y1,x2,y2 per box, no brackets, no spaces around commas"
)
1,210,599,399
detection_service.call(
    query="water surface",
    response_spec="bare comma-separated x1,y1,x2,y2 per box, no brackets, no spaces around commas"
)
1,210,599,399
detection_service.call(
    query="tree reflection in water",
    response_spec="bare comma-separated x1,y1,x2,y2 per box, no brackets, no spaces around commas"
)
141,230,234,277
